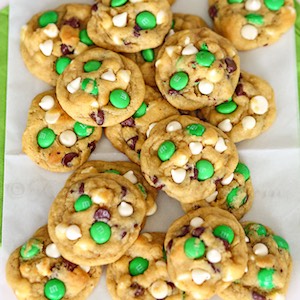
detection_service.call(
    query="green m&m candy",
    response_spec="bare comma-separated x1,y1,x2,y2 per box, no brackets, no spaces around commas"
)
129,257,149,276
20,239,42,259
84,60,102,73
111,0,128,7
79,29,94,46
257,268,275,289
196,50,216,67
37,128,56,149
158,141,176,161
226,187,247,208
201,43,208,51
38,11,58,28
81,78,98,95
228,0,243,3
109,89,130,108
273,235,289,251
196,159,214,181
213,225,235,244
171,19,175,29
136,11,157,30
104,169,121,174
74,194,92,212
133,102,147,118
216,98,238,114
186,123,206,136
141,49,155,62
184,237,205,259
136,183,147,197
234,162,250,181
244,223,267,237
44,278,66,300
170,72,189,91
264,0,284,11
245,14,264,25
74,122,94,137
90,221,111,244
55,57,71,75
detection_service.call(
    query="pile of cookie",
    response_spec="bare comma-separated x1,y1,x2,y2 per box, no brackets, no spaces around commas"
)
7,0,295,299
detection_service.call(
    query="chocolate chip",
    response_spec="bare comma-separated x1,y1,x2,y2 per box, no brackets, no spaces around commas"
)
167,282,176,289
91,3,98,11
126,136,138,150
124,40,131,46
220,239,230,251
208,261,220,273
88,141,96,152
208,5,218,19
235,83,247,97
61,152,79,167
130,282,145,297
151,176,165,190
166,239,173,252
252,291,266,300
192,227,205,237
121,231,127,239
90,110,105,125
190,168,198,180
168,89,179,96
121,186,127,198
225,58,237,74
177,225,190,238
121,117,135,127
78,182,84,194
152,176,159,184
62,258,78,271
61,44,73,55
94,208,111,222
133,24,141,37
63,17,80,28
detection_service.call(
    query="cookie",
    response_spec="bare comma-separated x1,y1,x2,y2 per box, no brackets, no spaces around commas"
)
107,232,185,300
181,162,254,220
200,71,276,143
168,0,176,5
48,173,146,266
20,4,94,86
140,115,239,203
6,225,101,300
209,0,296,51
172,13,207,31
219,222,292,300
105,86,179,165
65,160,158,216
164,207,248,299
22,90,102,172
155,28,240,110
87,0,173,53
56,47,145,127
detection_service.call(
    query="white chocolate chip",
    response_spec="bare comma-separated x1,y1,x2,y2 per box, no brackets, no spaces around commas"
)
241,24,258,40
149,280,169,299
198,80,214,95
66,225,82,240
43,23,59,38
45,111,60,124
92,189,113,204
207,68,224,83
205,191,218,203
253,243,269,256
156,10,166,25
118,201,134,217
184,37,191,45
129,0,143,2
167,29,175,37
101,68,116,82
67,77,81,94
118,70,131,83
166,121,182,132
191,269,211,285
91,101,99,108
221,173,234,185
218,119,232,132
55,224,67,239
245,236,250,243
112,12,128,27
39,95,55,111
250,95,269,115
242,116,256,130
190,217,204,227
166,46,175,57
245,266,248,273
146,202,157,216
171,168,186,184
123,170,138,184
45,243,61,258
59,130,77,147
245,0,261,11
80,265,91,273
155,59,161,67
182,43,198,56
270,293,285,300
189,142,203,155
146,123,157,137
206,249,221,263
39,39,53,56
214,137,228,153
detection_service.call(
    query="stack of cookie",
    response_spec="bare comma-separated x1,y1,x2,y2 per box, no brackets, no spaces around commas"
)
6,0,295,299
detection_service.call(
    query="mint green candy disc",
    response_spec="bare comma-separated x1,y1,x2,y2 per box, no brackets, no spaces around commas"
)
228,0,243,3
44,278,66,300
38,11,58,28
226,187,247,208
234,162,250,181
196,50,216,67
158,141,176,161
245,14,264,25
273,235,289,251
244,223,267,237
74,194,92,212
129,257,149,276
184,237,205,259
90,221,111,244
84,60,102,72
109,89,130,108
111,0,128,7
104,169,121,174
81,78,98,95
20,239,42,259
79,29,94,46
186,123,206,136
216,98,237,114
55,57,71,75
133,102,147,118
141,49,155,62
264,0,284,11
213,225,235,244
170,72,189,91
74,122,94,137
37,128,56,149
257,268,275,289
136,11,157,30
196,160,214,181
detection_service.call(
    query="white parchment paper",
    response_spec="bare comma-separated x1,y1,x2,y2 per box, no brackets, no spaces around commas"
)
1,0,300,299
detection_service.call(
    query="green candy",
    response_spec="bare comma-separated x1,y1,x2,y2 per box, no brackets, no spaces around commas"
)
109,89,130,108
133,102,147,118
104,169,121,174
129,257,149,276
264,0,284,11
74,194,92,212
234,162,250,181
170,72,189,91
90,221,111,244
79,29,94,46
20,239,42,259
84,60,102,72
226,187,247,208
213,225,235,244
44,278,66,300
186,123,206,136
141,49,155,62
273,235,289,251
171,19,175,29
196,50,216,67
244,223,267,237
201,43,208,51
228,0,243,3
158,141,176,161
136,183,147,197
55,57,71,75
37,128,56,149
74,122,94,137
216,98,238,114
184,237,205,259
245,14,264,25
257,268,275,290
136,11,157,30
196,160,214,181
111,0,128,7
38,11,58,28
81,78,98,95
